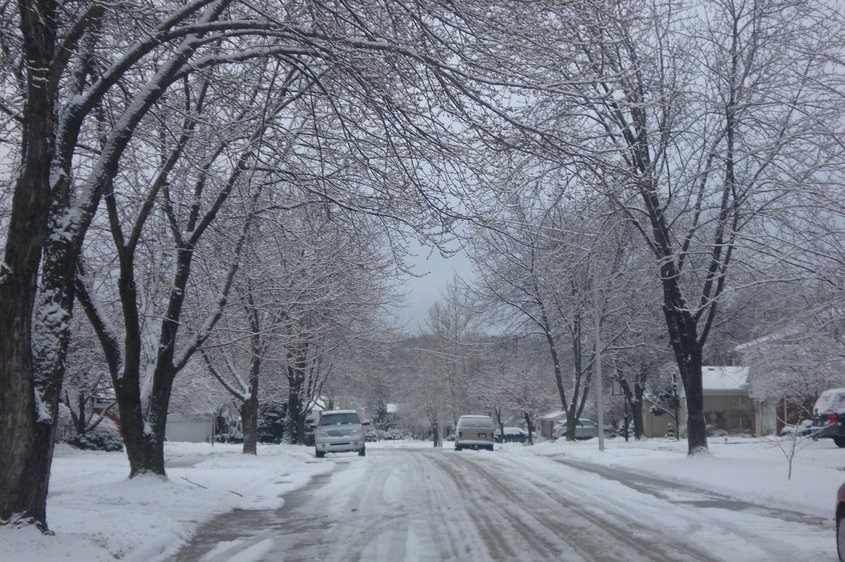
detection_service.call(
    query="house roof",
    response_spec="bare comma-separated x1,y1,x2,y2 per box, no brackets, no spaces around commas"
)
702,366,749,392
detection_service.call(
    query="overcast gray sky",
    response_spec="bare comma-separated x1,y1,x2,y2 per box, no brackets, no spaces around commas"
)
396,242,473,330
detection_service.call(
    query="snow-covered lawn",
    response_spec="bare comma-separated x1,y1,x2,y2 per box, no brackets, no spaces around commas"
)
4,436,843,561
5,443,333,561
521,435,845,517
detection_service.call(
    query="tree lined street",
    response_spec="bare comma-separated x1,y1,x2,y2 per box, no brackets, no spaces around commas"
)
1,1,844,552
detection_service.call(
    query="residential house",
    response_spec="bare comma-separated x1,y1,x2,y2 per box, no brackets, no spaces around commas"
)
642,366,768,437
539,410,567,439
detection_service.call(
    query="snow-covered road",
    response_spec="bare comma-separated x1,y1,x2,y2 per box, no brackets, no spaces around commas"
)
172,446,831,561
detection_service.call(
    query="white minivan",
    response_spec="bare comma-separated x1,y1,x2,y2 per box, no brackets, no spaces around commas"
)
454,415,495,451
314,410,366,458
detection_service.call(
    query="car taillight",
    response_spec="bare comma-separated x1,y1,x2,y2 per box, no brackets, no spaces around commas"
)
458,431,463,438
828,414,838,424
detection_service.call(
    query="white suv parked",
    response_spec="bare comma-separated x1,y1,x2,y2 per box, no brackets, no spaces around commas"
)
315,410,366,458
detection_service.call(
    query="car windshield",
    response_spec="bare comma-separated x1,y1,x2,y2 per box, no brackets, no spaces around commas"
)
318,413,360,426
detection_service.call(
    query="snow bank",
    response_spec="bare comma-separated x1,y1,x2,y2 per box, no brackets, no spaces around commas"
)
4,443,331,561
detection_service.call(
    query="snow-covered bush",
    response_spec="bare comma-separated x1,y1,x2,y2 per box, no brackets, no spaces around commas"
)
59,416,123,452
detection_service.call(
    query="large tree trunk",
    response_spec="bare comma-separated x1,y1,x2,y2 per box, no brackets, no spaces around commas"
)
120,244,200,476
26,180,90,526
242,398,258,455
285,374,304,445
642,174,710,454
110,249,193,478
663,302,708,453
565,404,578,441
619,377,646,439
75,395,87,434
285,349,310,445
524,412,534,445
677,345,708,452
296,410,309,445
114,369,168,477
633,383,645,439
241,376,258,455
538,303,571,441
242,297,261,455
123,432,167,478
0,0,57,529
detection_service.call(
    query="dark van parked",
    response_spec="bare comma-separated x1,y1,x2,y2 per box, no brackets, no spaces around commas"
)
812,388,845,448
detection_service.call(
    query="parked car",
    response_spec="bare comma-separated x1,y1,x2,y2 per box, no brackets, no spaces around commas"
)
455,415,495,451
496,427,529,443
554,419,599,440
382,428,404,440
837,482,845,561
779,419,813,437
573,419,599,440
812,388,845,447
314,410,366,458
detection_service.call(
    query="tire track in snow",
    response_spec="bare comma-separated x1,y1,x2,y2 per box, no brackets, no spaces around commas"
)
424,450,579,560
428,450,701,561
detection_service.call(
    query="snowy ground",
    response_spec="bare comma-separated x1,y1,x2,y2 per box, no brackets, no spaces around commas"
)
4,435,843,561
